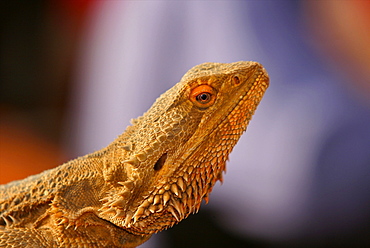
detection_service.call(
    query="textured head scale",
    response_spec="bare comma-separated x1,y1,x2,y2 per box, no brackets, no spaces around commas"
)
99,61,269,235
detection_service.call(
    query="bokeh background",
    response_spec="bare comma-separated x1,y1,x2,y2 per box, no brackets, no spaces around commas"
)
1,1,369,247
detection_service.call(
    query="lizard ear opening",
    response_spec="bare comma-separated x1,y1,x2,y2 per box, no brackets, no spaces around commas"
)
154,153,167,171
233,75,240,85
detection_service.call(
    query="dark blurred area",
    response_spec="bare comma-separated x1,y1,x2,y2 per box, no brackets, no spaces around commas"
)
0,0,90,182
1,1,369,248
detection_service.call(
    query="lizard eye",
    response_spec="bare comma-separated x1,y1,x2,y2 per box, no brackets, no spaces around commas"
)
196,92,211,103
190,85,217,109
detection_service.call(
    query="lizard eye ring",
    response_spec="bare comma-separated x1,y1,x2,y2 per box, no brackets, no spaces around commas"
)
190,85,217,108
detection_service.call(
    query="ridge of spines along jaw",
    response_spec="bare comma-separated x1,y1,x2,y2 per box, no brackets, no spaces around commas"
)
104,166,206,230
130,166,212,224
101,151,219,230
122,142,224,224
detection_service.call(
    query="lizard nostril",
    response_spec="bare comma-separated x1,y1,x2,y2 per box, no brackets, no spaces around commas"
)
154,153,167,171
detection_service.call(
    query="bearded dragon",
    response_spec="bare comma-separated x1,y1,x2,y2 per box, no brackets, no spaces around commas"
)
0,61,269,247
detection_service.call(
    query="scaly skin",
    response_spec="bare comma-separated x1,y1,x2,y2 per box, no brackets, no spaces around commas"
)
0,61,269,247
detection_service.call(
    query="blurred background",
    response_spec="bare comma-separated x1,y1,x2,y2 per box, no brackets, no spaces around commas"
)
1,1,369,247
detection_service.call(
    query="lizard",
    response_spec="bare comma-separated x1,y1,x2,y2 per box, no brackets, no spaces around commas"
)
0,61,269,247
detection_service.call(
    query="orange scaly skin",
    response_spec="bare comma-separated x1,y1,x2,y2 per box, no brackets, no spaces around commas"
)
0,61,269,247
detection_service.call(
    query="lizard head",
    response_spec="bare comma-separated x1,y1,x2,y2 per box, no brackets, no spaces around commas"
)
99,61,269,235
